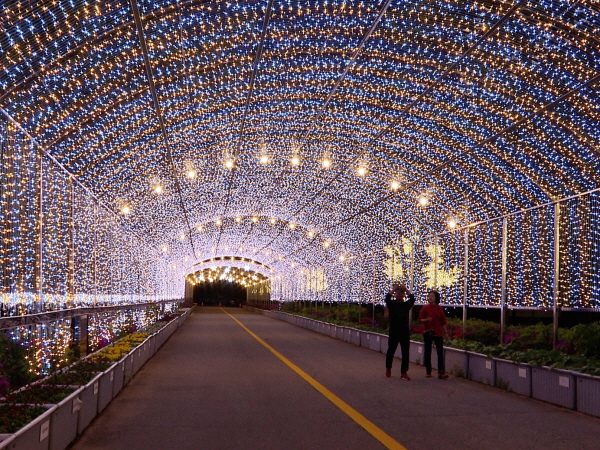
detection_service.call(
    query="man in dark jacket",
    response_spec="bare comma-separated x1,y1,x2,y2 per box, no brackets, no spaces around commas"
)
385,284,415,380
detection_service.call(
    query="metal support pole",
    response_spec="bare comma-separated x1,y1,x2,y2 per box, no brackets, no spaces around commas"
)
434,236,438,289
500,217,508,344
37,148,44,313
463,227,469,335
553,202,561,349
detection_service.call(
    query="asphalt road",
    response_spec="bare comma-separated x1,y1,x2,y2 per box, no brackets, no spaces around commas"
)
70,307,600,450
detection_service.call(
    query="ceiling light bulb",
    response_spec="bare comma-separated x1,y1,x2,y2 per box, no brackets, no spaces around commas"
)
121,206,131,214
187,170,196,179
224,160,234,169
390,181,400,190
357,167,367,176
154,185,163,194
290,156,300,166
322,159,331,168
259,155,269,164
448,219,457,229
419,196,430,207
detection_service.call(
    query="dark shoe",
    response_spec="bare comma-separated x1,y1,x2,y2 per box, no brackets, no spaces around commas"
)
426,374,432,378
400,373,411,381
438,373,449,379
385,369,391,378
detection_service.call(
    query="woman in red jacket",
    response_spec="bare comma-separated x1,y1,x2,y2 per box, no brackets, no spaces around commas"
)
418,290,449,379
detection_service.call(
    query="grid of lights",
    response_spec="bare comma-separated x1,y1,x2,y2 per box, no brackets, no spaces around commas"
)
0,0,599,311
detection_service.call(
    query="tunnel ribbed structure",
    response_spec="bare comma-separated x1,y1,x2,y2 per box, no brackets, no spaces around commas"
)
1,0,599,310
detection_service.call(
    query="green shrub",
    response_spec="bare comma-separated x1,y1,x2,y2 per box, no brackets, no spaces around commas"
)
571,322,600,358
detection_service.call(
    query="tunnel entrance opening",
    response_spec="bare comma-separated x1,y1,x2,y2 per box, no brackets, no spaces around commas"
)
193,280,246,307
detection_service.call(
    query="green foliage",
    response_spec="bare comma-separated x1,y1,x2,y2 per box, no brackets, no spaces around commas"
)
505,323,553,351
571,323,600,357
0,332,35,392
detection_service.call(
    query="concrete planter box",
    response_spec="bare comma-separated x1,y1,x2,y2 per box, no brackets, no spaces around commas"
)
123,352,134,385
148,335,157,357
342,327,353,343
0,405,55,450
77,373,102,434
48,387,84,450
363,332,382,352
112,360,125,397
409,341,424,365
315,321,329,335
97,366,116,413
329,324,339,339
444,348,468,377
0,435,15,448
576,373,600,417
350,329,361,346
468,353,496,386
380,335,389,354
532,367,576,410
494,359,532,397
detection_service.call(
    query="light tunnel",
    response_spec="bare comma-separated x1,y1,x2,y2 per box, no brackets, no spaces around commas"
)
0,0,599,315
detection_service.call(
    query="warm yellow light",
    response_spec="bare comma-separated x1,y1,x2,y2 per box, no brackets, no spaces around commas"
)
308,231,314,238
339,255,346,261
259,155,269,164
323,241,331,248
290,156,300,166
179,233,185,241
216,219,222,226
322,159,331,168
357,166,367,176
251,217,258,223
121,205,131,214
161,245,168,252
418,196,430,207
235,217,241,223
448,219,457,229
154,185,163,194
270,218,276,224
288,223,296,230
187,169,197,179
197,225,203,231
390,181,400,191
224,159,234,169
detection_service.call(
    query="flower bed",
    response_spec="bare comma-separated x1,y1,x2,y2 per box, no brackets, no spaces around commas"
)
0,404,47,434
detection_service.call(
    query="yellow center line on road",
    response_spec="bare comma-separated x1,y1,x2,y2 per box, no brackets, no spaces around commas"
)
222,308,408,450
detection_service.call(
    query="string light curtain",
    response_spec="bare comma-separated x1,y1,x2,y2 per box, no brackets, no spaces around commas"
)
0,0,599,311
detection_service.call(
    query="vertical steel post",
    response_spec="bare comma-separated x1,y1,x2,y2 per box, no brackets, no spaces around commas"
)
553,202,561,349
463,227,469,334
69,175,75,308
500,217,508,344
434,236,439,289
37,147,44,313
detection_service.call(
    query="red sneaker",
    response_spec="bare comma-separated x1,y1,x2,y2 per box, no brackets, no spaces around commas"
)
400,373,411,381
385,369,391,378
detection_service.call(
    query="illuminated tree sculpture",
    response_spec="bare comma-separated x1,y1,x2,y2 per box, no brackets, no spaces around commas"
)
423,245,461,290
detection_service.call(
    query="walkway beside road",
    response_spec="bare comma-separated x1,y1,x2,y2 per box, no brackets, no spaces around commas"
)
71,307,600,450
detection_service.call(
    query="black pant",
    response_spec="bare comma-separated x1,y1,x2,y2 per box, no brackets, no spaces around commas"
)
423,333,445,374
386,330,410,373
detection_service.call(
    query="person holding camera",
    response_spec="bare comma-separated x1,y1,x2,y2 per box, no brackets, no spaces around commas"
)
384,284,415,380
418,290,449,379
